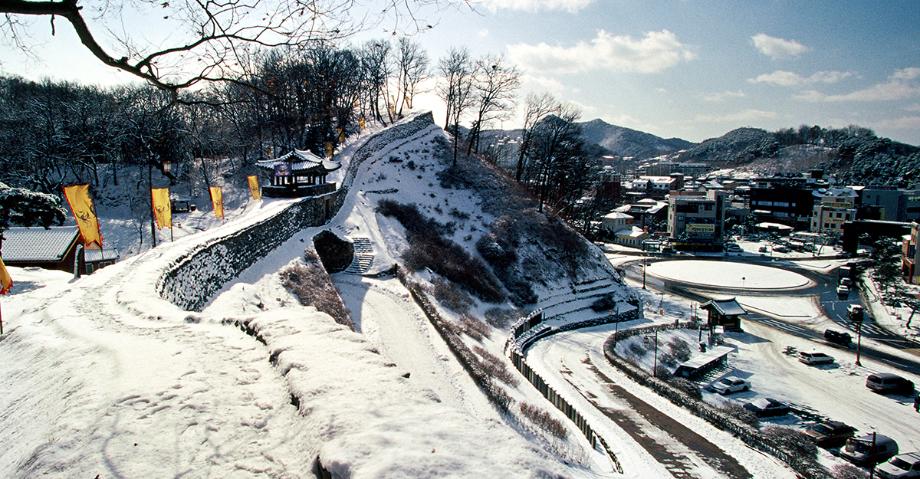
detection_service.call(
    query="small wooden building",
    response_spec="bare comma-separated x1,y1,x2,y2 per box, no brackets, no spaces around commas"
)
701,298,747,332
0,226,118,275
256,149,341,198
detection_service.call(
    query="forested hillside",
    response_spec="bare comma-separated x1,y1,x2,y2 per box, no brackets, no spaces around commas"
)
678,125,920,187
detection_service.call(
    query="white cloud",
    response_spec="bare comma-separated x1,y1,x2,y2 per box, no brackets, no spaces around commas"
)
507,30,695,75
905,103,920,112
701,90,746,102
694,109,777,123
795,67,920,102
874,116,920,130
519,74,568,96
748,70,853,87
474,0,592,12
751,33,809,59
477,29,490,38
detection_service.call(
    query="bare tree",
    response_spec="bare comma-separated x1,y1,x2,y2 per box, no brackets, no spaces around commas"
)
0,0,461,98
437,47,473,164
466,55,519,155
515,92,557,183
393,37,429,118
361,40,392,125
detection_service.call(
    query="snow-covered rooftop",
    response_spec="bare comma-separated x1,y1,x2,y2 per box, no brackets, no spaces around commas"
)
1,226,78,262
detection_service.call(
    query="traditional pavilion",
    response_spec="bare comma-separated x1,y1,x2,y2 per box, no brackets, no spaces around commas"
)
256,149,341,198
700,298,747,332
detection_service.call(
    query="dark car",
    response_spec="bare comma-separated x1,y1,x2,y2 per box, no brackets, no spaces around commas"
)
804,420,855,448
824,329,852,346
867,373,915,395
743,398,791,417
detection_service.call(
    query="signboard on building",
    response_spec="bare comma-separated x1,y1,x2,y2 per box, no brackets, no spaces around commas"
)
686,223,716,233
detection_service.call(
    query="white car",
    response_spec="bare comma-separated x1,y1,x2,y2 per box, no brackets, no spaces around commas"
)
837,285,850,298
709,376,751,395
799,351,835,366
877,452,920,478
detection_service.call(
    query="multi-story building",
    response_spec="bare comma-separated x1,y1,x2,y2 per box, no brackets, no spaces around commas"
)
859,187,920,222
748,177,817,229
667,190,728,245
811,188,857,235
614,199,669,231
903,222,919,285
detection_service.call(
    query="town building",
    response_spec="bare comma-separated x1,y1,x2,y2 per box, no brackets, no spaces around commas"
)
639,161,710,178
599,212,648,248
841,220,913,255
748,177,816,229
701,298,747,331
859,187,920,222
0,226,118,275
667,190,728,246
622,174,684,200
613,199,668,232
811,188,858,236
903,222,920,285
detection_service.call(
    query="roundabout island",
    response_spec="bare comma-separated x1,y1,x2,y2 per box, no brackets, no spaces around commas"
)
644,259,813,292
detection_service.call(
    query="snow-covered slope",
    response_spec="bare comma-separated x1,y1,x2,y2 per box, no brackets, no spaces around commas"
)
0,113,595,478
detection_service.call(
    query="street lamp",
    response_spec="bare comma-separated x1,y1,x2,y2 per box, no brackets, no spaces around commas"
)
850,305,864,366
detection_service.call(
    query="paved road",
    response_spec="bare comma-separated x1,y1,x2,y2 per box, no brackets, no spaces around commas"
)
620,258,920,374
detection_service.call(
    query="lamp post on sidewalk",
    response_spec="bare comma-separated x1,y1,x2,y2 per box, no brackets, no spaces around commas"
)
850,305,865,367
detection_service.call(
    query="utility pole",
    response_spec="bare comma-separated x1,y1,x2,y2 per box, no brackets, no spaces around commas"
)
869,431,877,479
653,329,659,377
851,305,864,367
148,161,157,248
642,255,647,290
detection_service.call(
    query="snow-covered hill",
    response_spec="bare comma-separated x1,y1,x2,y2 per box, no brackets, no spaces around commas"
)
0,112,635,477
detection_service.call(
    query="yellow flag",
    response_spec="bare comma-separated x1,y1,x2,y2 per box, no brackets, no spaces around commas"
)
209,186,224,220
338,130,346,143
0,257,12,295
150,187,172,229
358,117,366,130
325,142,334,158
62,184,103,248
247,175,261,200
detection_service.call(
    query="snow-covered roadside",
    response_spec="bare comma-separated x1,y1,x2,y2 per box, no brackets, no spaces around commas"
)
526,325,796,478
0,116,593,477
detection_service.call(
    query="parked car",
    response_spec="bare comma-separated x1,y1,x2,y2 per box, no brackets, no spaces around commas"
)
774,245,790,253
867,373,915,395
842,433,899,466
840,277,854,287
743,398,790,417
824,329,853,346
758,245,769,253
171,197,194,213
799,351,836,365
725,243,742,252
804,420,856,448
877,452,920,479
837,285,850,299
708,376,751,395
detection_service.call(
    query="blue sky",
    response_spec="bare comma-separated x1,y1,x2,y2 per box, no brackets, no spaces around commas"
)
2,0,919,144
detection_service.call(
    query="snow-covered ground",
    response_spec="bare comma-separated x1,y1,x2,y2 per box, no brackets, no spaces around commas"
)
526,324,796,478
646,260,812,290
0,117,591,478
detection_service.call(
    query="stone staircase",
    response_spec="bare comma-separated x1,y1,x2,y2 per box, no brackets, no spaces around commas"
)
344,237,375,274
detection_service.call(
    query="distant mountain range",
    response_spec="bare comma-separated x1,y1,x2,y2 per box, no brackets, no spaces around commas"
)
480,118,920,187
576,119,694,159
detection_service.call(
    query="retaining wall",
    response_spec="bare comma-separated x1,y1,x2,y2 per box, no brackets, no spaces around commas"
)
156,113,435,311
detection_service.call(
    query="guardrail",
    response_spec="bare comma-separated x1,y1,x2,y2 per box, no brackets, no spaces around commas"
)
504,299,642,474
603,323,828,479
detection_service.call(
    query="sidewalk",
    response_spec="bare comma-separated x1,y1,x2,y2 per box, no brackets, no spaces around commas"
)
858,271,920,340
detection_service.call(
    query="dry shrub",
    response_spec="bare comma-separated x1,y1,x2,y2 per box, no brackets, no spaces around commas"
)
762,426,817,461
667,377,702,400
431,277,473,313
659,351,677,368
590,294,616,312
280,254,352,329
377,200,505,303
520,402,567,439
484,307,518,329
669,337,692,362
654,364,672,378
472,345,518,387
830,464,867,479
628,341,647,357
454,313,491,341
720,402,759,427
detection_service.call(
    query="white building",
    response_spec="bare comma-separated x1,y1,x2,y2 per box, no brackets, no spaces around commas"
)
810,188,857,235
